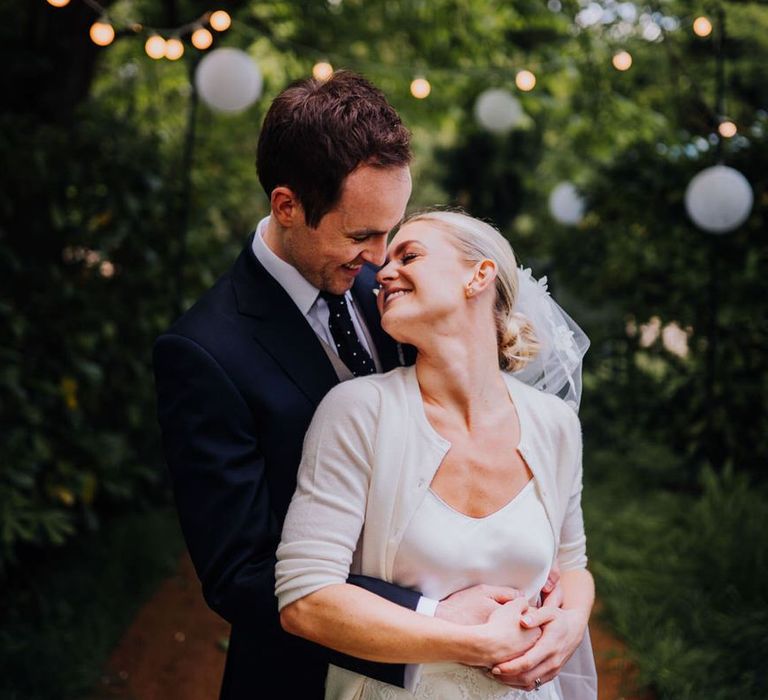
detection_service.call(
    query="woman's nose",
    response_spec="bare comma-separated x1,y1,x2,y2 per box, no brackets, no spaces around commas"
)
376,260,397,284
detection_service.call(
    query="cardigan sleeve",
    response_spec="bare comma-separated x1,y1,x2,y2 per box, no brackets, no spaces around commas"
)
556,406,588,572
275,378,381,610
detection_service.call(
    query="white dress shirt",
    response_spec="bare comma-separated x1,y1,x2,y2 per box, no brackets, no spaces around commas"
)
251,216,381,371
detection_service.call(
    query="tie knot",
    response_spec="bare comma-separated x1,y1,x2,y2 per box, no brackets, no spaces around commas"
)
319,291,347,308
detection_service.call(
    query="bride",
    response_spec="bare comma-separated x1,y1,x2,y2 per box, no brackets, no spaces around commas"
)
275,210,597,699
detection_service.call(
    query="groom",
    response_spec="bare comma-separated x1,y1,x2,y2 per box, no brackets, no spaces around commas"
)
154,71,549,699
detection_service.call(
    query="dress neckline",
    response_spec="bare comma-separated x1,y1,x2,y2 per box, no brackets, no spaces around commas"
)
427,478,535,521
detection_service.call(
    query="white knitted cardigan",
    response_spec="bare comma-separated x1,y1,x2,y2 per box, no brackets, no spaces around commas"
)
276,365,597,700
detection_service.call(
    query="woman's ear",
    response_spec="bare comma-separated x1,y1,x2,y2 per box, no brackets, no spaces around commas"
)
468,259,497,295
271,187,305,228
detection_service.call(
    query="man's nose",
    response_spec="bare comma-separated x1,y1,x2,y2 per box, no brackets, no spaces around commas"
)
362,236,387,267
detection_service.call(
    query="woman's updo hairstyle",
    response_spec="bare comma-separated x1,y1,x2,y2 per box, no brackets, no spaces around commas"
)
402,209,540,372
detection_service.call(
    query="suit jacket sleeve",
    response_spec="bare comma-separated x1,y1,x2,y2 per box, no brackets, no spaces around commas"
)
154,333,279,625
154,333,418,686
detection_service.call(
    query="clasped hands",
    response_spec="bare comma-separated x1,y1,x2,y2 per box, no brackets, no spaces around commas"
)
434,569,585,692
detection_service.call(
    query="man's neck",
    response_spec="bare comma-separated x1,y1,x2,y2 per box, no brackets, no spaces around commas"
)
262,216,290,264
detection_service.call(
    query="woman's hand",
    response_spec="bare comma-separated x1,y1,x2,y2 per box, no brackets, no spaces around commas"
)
468,598,546,669
489,606,589,690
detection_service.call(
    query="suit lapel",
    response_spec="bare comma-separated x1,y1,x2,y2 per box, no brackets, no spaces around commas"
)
231,239,339,406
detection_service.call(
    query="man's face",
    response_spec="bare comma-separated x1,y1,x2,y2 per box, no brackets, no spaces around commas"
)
279,165,412,295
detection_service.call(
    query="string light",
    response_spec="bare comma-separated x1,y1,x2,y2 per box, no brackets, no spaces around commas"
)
89,21,115,46
410,77,431,99
718,120,737,138
60,1,232,56
165,38,185,60
612,50,633,71
145,35,167,60
191,27,213,50
209,10,231,32
312,61,334,81
693,16,713,37
515,70,536,92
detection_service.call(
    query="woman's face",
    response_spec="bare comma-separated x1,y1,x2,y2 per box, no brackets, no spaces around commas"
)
375,220,475,342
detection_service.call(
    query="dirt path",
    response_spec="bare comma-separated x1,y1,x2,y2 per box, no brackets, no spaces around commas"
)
94,553,652,700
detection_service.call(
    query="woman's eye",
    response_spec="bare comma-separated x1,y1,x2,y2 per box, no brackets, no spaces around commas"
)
401,252,418,264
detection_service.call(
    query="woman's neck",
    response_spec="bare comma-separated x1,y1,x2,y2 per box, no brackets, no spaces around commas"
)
414,324,508,430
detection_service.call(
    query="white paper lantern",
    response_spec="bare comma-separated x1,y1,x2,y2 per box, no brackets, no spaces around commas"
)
684,165,753,234
474,89,524,134
195,48,262,113
549,182,585,225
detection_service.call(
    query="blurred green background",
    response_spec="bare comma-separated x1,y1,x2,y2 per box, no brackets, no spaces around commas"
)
1,1,766,698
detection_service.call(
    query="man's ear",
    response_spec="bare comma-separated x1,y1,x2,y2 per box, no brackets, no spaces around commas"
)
271,187,305,228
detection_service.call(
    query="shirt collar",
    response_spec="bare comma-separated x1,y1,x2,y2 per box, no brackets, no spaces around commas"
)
251,215,322,316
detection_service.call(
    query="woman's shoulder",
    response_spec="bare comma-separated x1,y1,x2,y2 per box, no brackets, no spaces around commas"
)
503,373,581,435
316,366,413,418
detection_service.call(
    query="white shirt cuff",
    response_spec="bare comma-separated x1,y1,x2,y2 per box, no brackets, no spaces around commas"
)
416,596,439,617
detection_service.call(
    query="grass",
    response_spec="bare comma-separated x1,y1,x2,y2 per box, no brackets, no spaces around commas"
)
0,507,184,700
583,437,768,700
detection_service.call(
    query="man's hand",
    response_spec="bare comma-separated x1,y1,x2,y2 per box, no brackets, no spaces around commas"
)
489,607,588,690
435,584,525,625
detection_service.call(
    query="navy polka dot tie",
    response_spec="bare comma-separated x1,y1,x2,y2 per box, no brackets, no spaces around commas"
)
320,292,376,377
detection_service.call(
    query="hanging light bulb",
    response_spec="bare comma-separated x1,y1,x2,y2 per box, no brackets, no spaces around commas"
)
89,21,115,47
718,120,737,138
209,10,232,31
693,16,713,37
410,77,431,99
164,37,184,60
191,27,213,50
47,0,71,7
145,35,167,60
312,61,334,81
612,50,632,71
515,70,536,92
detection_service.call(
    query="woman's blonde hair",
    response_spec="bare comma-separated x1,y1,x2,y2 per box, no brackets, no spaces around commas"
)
401,209,540,372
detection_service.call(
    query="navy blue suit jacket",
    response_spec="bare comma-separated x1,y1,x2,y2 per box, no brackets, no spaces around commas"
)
153,236,418,699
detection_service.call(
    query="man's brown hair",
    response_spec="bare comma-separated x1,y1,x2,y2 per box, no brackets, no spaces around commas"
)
256,71,411,228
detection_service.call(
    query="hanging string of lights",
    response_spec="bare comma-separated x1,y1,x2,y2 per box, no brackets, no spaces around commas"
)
44,0,753,157
48,0,725,105
46,0,231,58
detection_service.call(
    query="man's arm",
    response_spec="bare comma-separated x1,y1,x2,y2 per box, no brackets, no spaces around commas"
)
154,333,279,625
153,333,440,686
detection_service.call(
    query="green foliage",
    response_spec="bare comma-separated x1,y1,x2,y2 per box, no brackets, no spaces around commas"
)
585,446,768,699
547,121,768,477
0,105,178,570
1,5,270,571
0,508,183,700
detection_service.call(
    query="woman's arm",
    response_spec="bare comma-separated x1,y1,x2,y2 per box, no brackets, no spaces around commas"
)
281,582,544,668
276,379,542,669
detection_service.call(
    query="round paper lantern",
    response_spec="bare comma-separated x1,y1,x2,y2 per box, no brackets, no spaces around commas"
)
549,182,585,225
195,48,262,113
474,88,524,134
684,165,753,233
